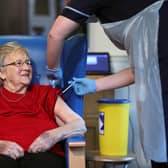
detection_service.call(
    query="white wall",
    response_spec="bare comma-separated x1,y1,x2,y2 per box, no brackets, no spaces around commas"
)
88,22,127,57
88,22,129,73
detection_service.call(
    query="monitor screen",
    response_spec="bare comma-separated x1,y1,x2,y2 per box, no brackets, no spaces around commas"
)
86,52,111,75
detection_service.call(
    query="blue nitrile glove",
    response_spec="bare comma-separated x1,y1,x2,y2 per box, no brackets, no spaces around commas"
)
46,67,63,88
69,77,96,95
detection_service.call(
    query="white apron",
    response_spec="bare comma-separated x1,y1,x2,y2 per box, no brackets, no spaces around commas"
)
102,0,166,162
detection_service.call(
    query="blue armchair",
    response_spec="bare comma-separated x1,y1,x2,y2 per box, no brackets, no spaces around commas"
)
0,34,87,168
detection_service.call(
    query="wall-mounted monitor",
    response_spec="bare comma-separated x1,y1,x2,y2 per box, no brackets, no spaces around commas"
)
86,52,111,75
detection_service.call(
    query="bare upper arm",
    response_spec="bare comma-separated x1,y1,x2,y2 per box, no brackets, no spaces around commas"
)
49,15,80,40
53,96,81,124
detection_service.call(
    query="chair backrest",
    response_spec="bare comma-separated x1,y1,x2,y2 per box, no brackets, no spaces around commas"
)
0,34,87,117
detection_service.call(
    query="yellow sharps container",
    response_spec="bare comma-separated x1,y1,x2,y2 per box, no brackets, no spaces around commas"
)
97,99,130,156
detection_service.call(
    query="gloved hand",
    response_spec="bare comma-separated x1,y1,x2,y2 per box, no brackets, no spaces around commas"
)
70,77,96,95
46,67,63,88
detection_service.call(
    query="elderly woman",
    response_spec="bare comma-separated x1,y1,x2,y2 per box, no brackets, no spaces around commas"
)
0,42,86,168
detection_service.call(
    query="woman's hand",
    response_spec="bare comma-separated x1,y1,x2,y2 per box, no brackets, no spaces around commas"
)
28,129,57,153
0,140,24,159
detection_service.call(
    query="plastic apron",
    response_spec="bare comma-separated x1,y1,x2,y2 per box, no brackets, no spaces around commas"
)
102,0,166,162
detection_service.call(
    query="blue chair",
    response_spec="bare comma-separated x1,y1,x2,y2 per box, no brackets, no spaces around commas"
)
0,34,87,168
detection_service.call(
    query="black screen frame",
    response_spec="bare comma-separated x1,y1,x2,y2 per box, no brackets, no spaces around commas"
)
86,52,111,75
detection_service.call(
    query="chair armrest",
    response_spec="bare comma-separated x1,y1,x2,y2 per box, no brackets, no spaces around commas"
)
66,135,86,147
65,135,86,168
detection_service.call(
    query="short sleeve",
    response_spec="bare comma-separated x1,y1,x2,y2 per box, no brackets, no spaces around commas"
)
45,87,63,119
33,85,62,119
61,0,101,24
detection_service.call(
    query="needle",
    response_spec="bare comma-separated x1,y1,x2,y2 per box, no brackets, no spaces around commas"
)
58,81,75,96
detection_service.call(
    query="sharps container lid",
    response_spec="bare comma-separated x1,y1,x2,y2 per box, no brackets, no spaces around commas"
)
97,98,130,104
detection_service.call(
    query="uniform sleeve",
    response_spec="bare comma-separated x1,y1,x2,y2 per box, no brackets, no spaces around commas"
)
61,0,101,24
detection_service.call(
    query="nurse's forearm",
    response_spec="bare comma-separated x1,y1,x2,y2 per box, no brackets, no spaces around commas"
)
47,16,80,69
96,68,134,92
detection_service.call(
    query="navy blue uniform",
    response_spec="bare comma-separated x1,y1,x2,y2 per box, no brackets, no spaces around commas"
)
62,0,159,23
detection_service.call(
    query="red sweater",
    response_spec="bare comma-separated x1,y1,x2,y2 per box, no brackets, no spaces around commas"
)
0,85,64,156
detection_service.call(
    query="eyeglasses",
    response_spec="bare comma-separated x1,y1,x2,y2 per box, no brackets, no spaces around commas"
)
1,60,32,68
